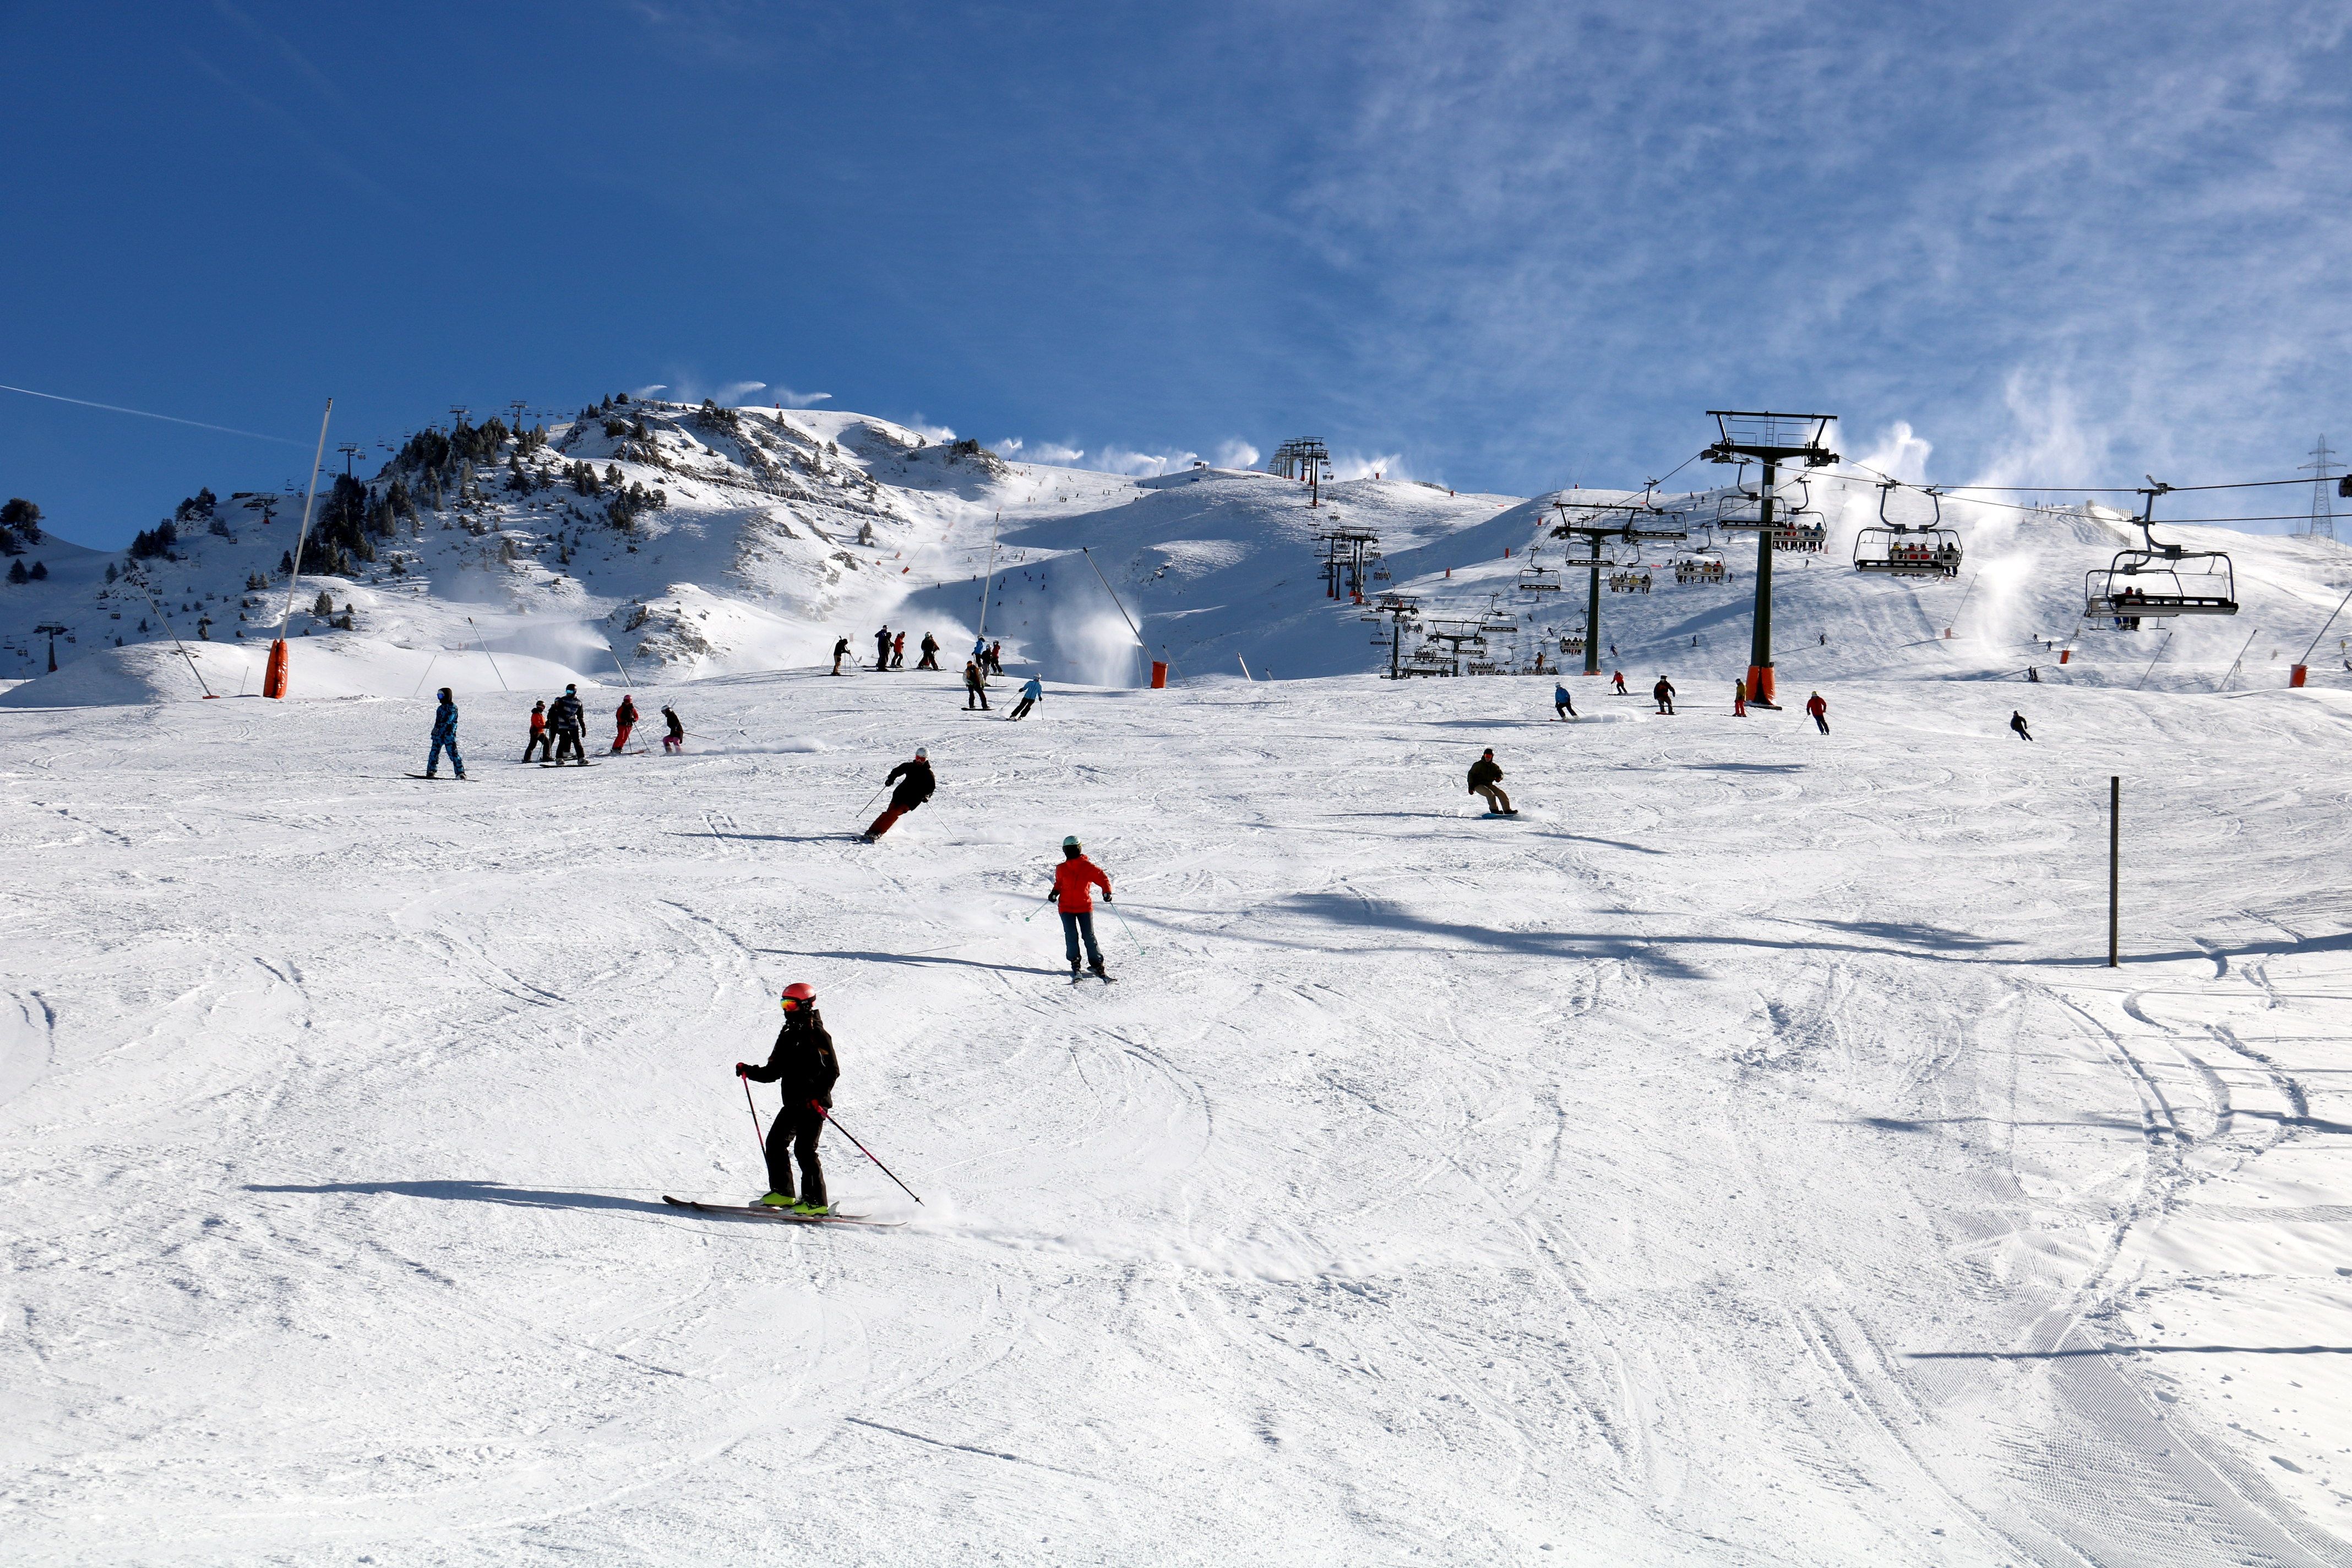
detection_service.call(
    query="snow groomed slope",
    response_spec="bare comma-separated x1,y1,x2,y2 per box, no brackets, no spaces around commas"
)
7,659,2352,1564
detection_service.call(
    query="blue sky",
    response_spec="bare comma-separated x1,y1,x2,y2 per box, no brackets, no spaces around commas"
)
3,0,2348,547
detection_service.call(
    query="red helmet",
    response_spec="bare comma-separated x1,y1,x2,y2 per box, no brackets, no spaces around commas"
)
781,982,815,1010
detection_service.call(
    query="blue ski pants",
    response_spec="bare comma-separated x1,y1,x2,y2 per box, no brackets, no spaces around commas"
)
1061,911,1103,967
428,737,464,776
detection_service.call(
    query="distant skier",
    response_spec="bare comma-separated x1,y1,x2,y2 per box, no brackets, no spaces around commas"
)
963,658,990,710
1733,678,1747,718
522,699,552,762
831,636,850,676
1049,835,1113,981
661,704,685,754
548,684,587,764
2010,710,2034,741
861,748,935,842
1468,748,1515,815
611,694,639,754
1805,690,1830,734
917,632,940,670
734,982,840,1213
972,635,988,665
1554,680,1576,720
1652,676,1675,715
1009,673,1043,721
986,640,1004,675
1819,631,1827,646
426,687,466,779
890,631,906,669
1611,670,1629,695
873,625,892,671
2026,665,2040,683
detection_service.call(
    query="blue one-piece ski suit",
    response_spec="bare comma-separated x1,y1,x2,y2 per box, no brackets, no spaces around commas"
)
428,694,464,777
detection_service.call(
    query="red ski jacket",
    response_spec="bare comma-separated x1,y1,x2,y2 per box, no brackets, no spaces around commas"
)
1805,694,1827,717
1052,856,1111,914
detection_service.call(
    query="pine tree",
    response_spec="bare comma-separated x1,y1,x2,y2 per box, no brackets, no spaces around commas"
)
312,590,333,616
6,560,25,584
28,561,45,580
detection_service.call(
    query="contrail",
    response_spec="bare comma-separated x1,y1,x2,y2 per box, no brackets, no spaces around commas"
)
0,382,308,445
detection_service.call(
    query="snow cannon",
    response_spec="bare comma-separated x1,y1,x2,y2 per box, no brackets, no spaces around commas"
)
262,639,290,699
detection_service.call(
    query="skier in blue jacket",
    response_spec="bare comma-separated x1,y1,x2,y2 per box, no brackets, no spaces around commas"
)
1553,680,1576,720
1009,674,1044,721
427,687,466,778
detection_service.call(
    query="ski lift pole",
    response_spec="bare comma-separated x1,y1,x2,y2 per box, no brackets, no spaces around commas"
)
131,578,215,698
465,617,511,692
2108,776,2121,968
976,511,1001,641
814,1104,922,1204
2293,584,2352,683
2217,625,2262,692
2133,631,2174,692
1079,547,1147,664
267,398,335,698
1944,573,1978,639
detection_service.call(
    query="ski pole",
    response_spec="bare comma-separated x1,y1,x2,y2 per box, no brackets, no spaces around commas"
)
742,1076,767,1157
851,781,888,825
1106,898,1145,952
1023,891,1054,923
815,1104,923,1204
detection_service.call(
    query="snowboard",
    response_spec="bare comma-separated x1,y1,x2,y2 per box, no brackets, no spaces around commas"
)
404,773,471,781
541,761,598,768
1070,971,1116,984
662,1196,900,1227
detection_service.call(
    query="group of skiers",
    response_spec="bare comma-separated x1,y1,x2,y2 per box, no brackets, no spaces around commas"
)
734,829,1120,1214
425,685,688,775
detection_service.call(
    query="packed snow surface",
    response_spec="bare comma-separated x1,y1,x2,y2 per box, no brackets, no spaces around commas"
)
8,663,2352,1565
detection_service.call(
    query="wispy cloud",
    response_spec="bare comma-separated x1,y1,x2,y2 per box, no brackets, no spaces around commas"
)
1282,0,2352,498
184,50,405,211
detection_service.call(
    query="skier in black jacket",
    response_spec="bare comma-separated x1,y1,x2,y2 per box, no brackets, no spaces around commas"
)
547,685,587,764
861,748,935,842
736,982,841,1212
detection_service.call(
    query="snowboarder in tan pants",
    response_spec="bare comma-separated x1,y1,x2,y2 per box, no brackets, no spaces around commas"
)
1468,748,1515,815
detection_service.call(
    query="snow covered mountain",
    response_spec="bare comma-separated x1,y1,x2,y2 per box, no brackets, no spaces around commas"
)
5,396,2349,707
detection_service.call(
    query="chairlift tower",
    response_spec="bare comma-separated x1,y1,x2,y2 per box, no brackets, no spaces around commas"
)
1315,527,1380,598
2302,438,2339,543
1704,410,1838,704
1362,592,1421,679
1268,439,1332,507
1548,500,1688,675
34,623,68,673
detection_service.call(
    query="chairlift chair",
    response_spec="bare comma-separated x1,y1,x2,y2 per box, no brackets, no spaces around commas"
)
2084,484,2237,624
1853,482,1963,578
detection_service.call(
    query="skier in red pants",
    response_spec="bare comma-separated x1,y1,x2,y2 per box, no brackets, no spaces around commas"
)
611,694,639,753
860,748,935,842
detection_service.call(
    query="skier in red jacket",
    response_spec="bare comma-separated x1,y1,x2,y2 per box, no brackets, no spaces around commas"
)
1049,835,1112,981
1805,690,1829,734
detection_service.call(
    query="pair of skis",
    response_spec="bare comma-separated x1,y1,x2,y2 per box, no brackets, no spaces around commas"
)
661,1196,900,1228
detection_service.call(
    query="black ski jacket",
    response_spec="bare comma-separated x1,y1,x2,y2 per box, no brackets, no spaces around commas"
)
1468,757,1502,791
885,756,936,806
616,698,639,728
744,1010,840,1109
548,694,585,734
